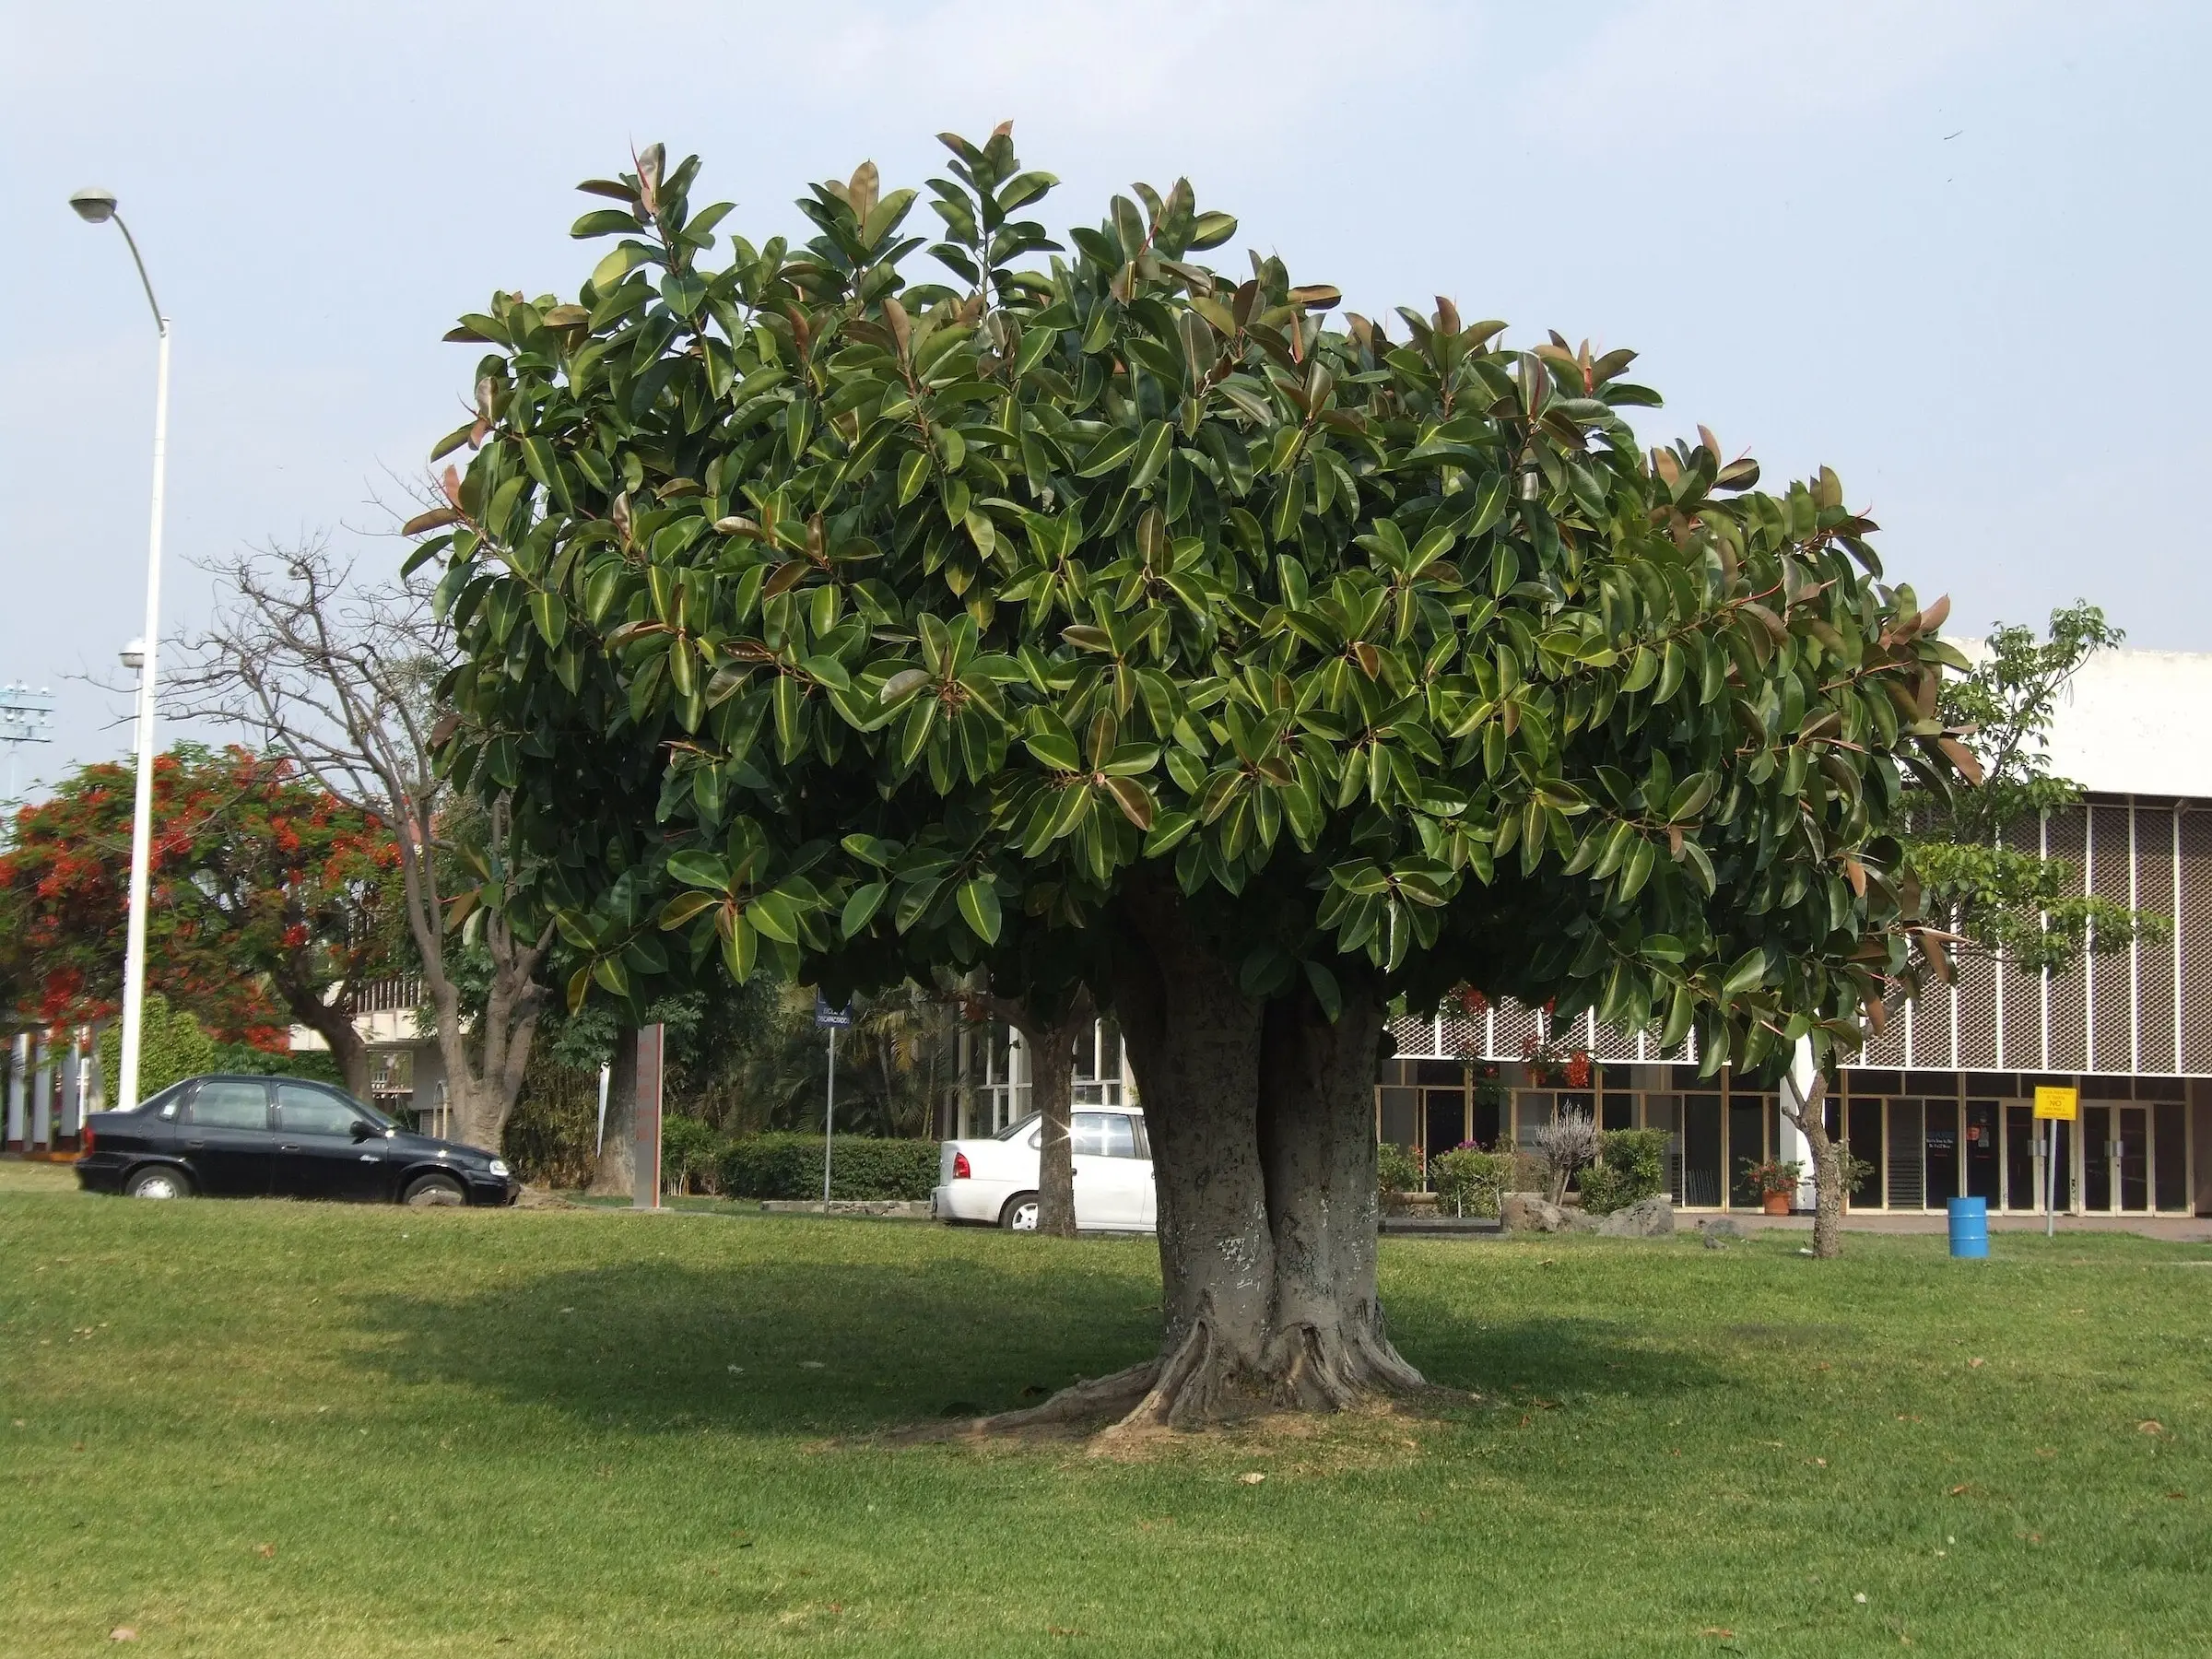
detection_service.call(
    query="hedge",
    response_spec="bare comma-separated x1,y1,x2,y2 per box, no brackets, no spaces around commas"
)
717,1134,941,1201
96,994,216,1104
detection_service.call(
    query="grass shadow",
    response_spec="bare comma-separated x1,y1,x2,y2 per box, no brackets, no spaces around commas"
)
1390,1305,1729,1407
346,1249,1164,1436
346,1230,1733,1441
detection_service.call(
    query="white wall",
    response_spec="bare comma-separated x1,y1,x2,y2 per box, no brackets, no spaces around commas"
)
1958,641,2212,798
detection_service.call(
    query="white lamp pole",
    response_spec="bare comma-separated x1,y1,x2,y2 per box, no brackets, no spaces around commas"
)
72,187,170,1111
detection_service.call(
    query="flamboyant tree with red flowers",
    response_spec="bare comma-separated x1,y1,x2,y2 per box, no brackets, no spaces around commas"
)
0,743,404,1095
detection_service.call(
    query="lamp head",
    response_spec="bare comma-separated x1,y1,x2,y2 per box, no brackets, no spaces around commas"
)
69,187,118,224
120,638,147,671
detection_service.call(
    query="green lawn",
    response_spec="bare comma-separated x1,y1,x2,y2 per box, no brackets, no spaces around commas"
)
4,1162,2208,1656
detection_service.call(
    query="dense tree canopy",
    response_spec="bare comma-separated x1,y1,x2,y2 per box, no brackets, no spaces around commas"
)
421,130,1971,1418
425,130,1965,1070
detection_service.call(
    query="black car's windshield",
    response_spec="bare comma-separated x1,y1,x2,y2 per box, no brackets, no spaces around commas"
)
993,1112,1040,1141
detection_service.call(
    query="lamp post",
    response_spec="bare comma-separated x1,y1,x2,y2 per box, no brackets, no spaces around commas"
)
72,187,170,1111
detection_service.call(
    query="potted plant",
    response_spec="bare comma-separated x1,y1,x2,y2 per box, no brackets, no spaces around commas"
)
1740,1157,1805,1215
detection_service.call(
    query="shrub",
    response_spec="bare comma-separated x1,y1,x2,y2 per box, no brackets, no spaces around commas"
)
1430,1145,1509,1218
660,1114,724,1194
96,994,217,1103
1579,1127,1669,1215
1838,1147,1878,1203
1524,1106,1601,1202
1376,1141,1422,1211
717,1134,940,1201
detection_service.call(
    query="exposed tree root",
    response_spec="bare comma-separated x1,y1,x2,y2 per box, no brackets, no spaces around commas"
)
966,1359,1163,1435
888,1315,1430,1448
1264,1320,1428,1414
946,1318,1430,1447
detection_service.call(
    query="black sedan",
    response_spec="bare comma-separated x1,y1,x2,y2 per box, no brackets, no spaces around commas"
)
76,1074,519,1206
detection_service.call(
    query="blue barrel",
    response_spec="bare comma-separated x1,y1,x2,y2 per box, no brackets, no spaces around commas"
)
1947,1196,1989,1258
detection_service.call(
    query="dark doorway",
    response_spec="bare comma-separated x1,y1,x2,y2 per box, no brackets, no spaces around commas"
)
1965,1100,2001,1202
1924,1101,1960,1206
1683,1094,1723,1206
1887,1100,1925,1209
2084,1105,2112,1210
1424,1088,1466,1165
1847,1097,1884,1207
2005,1104,2037,1209
1727,1095,1765,1207
1473,1090,1501,1148
2154,1102,2187,1211
2118,1105,2148,1210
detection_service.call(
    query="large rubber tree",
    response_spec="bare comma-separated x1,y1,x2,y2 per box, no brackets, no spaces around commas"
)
417,131,1970,1424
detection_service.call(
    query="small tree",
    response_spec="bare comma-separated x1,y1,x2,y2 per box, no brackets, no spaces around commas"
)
1524,1106,1600,1204
169,544,554,1150
1909,603,2166,969
1780,604,2169,1259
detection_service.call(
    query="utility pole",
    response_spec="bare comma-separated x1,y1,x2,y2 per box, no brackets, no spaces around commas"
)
0,683,55,833
69,186,171,1111
815,994,853,1205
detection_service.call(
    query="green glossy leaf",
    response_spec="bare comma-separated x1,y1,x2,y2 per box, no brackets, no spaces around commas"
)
956,875,1002,944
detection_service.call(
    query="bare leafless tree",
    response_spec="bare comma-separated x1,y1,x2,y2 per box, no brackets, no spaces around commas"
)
167,538,551,1150
1524,1105,1601,1204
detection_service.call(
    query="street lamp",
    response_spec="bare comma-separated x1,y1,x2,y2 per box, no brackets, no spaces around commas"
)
74,186,170,1111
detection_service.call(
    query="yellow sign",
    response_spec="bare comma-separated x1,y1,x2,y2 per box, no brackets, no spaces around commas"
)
2033,1086,2078,1122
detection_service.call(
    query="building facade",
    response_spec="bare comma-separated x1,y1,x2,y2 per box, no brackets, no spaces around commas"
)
1379,646,2212,1218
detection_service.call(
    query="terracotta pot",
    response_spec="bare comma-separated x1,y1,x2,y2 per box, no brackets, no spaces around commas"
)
1761,1191,1792,1215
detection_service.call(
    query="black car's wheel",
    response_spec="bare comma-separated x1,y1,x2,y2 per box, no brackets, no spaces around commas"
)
1000,1191,1041,1231
403,1173,466,1207
124,1165,192,1200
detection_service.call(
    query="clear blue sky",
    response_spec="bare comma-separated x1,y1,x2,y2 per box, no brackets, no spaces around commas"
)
4,0,2205,795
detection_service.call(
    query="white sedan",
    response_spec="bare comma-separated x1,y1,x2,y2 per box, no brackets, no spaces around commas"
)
933,1106,1157,1232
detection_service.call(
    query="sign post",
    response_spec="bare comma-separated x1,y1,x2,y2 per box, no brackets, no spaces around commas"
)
2033,1086,2077,1239
632,1023,665,1210
814,994,853,1206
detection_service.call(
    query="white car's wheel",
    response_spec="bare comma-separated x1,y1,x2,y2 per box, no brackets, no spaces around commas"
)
1000,1192,1040,1231
124,1166,191,1200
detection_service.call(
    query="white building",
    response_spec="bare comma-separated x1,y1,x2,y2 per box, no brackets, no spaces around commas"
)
1379,644,2212,1219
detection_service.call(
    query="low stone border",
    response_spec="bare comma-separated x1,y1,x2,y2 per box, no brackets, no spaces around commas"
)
757,1198,934,1220
1382,1215,1505,1236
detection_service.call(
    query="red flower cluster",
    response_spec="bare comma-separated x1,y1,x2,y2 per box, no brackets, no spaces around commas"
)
0,743,404,1040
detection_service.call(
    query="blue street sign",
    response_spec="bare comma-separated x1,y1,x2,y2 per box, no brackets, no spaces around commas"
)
814,994,853,1029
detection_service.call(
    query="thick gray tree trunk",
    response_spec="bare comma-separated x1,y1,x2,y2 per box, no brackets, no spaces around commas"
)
586,1032,638,1198
994,882,1421,1430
